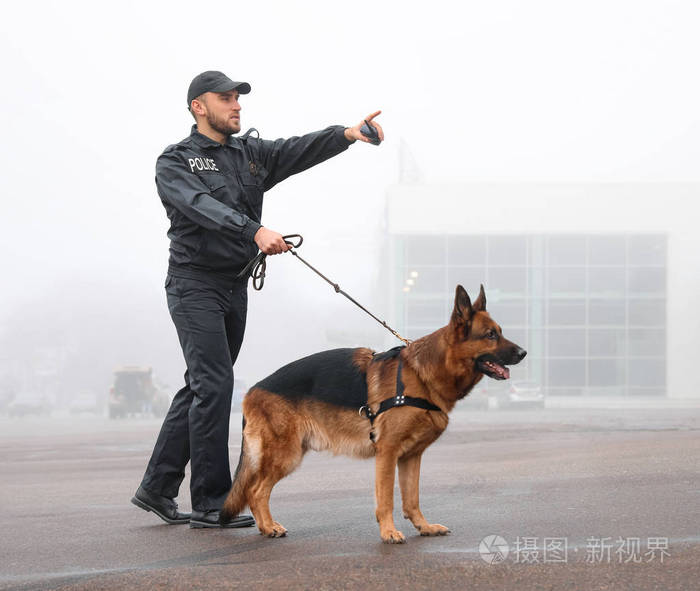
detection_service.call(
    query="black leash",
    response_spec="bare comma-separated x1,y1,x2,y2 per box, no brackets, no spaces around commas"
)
236,234,411,345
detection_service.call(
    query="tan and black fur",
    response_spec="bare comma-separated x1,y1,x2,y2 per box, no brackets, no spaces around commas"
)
220,284,526,543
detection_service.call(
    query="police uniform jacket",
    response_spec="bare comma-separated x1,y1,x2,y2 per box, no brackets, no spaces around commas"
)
156,124,353,282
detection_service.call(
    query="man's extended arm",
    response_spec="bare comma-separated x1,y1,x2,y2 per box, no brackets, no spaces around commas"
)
254,111,384,191
255,125,352,191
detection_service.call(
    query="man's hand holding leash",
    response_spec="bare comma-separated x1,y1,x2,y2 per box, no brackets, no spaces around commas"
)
254,227,290,255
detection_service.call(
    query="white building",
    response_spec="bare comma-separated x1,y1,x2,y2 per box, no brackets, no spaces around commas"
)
385,183,699,400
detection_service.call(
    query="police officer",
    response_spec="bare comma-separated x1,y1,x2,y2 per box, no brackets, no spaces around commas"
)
131,71,384,528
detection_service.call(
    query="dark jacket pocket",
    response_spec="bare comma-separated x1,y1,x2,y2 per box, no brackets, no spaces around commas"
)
198,173,228,193
238,167,268,217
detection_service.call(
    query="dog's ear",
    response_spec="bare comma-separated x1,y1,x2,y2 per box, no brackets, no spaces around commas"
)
473,284,487,312
451,285,473,328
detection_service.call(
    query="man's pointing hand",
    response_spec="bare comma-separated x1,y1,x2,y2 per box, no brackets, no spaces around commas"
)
344,110,385,144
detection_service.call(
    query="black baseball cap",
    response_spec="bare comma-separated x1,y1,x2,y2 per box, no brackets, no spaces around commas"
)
187,71,251,107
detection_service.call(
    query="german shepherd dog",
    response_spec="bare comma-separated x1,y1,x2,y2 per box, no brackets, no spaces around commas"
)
220,285,526,543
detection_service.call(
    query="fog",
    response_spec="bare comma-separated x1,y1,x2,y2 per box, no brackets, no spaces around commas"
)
1,0,699,416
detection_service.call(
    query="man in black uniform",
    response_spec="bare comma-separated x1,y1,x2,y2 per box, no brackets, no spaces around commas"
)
131,71,384,528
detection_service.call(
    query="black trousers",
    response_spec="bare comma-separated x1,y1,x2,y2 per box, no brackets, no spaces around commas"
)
140,274,248,511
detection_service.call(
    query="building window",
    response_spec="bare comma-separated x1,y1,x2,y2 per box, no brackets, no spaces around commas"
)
394,233,667,397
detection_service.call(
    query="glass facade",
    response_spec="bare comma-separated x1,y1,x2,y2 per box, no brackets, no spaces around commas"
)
393,234,667,397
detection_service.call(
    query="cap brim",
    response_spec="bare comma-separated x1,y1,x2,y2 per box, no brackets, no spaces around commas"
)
210,80,251,95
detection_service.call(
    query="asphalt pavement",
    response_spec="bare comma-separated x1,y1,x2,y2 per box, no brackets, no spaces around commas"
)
1,407,699,590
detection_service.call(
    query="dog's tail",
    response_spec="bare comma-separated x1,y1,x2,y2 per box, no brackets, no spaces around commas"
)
220,415,253,524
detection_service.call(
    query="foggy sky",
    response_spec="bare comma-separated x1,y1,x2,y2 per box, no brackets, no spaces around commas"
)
1,0,698,399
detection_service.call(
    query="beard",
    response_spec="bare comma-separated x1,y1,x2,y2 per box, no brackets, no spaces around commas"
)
206,111,241,137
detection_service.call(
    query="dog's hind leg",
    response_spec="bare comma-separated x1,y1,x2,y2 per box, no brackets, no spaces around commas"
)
230,390,306,537
374,445,406,543
398,453,450,536
248,472,288,538
246,427,305,538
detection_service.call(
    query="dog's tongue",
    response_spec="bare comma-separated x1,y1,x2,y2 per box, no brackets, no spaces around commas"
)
484,360,510,379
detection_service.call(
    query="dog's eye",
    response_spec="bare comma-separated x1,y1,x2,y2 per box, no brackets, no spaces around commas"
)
485,330,498,340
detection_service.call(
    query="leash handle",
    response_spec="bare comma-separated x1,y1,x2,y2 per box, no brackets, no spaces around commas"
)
237,234,303,290
283,234,303,249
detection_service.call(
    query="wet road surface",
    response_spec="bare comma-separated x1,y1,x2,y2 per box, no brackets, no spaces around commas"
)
1,408,699,590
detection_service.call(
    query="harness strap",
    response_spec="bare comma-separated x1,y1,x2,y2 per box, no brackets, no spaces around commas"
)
359,357,442,441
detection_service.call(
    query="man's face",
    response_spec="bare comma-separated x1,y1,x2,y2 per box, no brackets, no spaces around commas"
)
195,90,241,136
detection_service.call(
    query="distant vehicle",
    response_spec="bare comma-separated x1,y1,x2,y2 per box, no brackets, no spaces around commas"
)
109,367,169,419
8,394,50,417
492,380,545,410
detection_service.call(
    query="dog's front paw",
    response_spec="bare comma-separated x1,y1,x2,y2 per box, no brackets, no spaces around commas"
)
418,523,451,536
381,529,407,544
259,521,287,538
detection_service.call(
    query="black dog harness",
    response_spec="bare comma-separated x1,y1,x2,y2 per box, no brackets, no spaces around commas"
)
359,348,442,441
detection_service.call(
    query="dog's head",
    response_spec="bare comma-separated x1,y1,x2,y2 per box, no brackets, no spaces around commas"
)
447,284,526,381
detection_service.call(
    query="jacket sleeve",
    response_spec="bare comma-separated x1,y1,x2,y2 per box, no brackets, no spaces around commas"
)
155,150,261,241
253,125,354,191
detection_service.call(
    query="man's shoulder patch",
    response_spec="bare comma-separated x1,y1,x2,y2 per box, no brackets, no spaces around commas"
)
158,145,221,174
187,156,220,173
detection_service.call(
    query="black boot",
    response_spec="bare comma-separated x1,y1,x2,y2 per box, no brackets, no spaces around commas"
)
131,486,191,524
190,510,255,529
